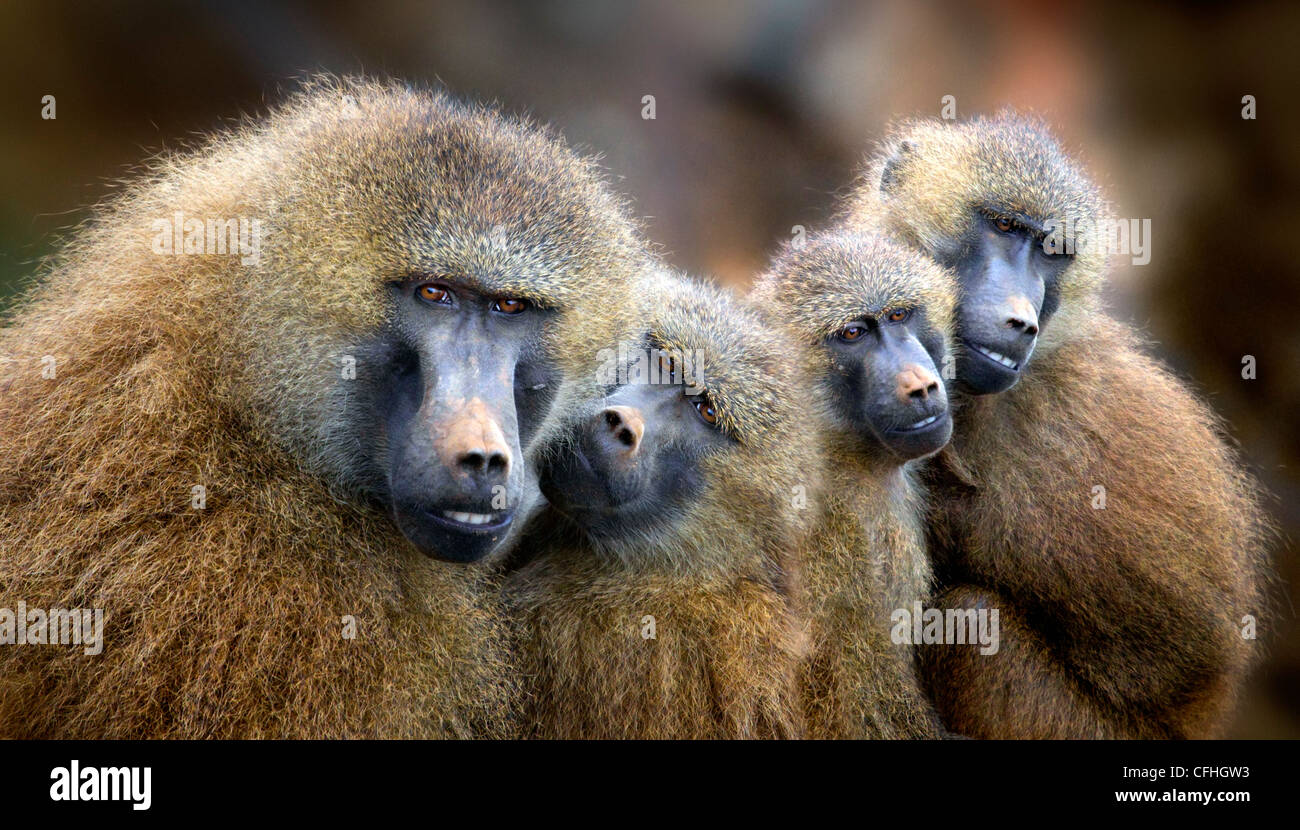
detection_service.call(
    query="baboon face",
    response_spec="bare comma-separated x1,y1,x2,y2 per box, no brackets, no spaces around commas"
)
940,208,1072,395
536,275,810,560
241,82,649,565
538,347,727,542
368,278,558,562
754,231,957,461
825,305,952,459
863,114,1108,394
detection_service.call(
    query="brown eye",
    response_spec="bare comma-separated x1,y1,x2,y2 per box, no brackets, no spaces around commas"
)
886,308,911,323
493,298,528,314
994,214,1014,233
417,284,452,304
839,324,866,342
693,396,719,425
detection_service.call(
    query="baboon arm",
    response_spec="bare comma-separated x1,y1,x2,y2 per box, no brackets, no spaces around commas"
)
919,585,1145,739
934,327,1263,732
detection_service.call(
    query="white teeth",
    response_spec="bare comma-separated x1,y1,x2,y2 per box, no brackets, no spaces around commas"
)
972,344,1019,370
909,415,939,429
443,511,497,526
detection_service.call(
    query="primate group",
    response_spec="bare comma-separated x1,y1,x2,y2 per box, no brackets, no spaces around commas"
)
0,78,1269,739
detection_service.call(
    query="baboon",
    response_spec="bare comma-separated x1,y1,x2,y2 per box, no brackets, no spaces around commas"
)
0,78,651,738
843,112,1270,738
504,271,819,739
751,230,954,739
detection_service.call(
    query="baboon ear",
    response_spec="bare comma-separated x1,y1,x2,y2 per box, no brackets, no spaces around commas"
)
878,140,917,196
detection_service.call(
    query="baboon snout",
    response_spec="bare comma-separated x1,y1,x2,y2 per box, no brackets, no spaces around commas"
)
1003,294,1040,337
598,405,645,460
434,398,513,484
896,363,940,403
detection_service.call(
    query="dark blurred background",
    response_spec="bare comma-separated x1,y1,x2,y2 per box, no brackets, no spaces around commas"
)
1,0,1296,736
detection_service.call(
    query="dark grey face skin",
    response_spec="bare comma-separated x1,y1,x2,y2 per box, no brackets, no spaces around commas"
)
944,210,1071,395
365,278,557,563
537,353,728,543
825,307,952,460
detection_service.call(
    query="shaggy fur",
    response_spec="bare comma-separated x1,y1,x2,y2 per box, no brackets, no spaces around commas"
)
845,112,1271,738
0,77,649,738
752,230,953,738
504,272,820,739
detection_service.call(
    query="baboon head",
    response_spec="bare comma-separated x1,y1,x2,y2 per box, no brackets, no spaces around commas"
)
753,230,956,461
535,272,818,567
852,112,1108,395
229,79,646,563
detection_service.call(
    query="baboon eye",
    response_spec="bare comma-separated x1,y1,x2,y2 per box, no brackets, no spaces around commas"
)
994,214,1015,233
886,308,911,324
693,396,719,426
839,324,867,342
417,284,453,305
493,298,528,314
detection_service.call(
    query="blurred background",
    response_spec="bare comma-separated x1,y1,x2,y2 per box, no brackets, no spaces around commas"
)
1,0,1296,736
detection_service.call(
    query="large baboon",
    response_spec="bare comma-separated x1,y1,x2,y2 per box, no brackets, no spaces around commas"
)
843,112,1270,738
504,271,819,739
0,78,650,738
752,230,953,739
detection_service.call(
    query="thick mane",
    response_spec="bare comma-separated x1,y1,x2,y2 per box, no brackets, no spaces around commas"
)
0,75,655,738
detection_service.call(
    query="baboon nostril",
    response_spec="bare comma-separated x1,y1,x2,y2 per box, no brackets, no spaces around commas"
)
458,450,509,476
438,399,512,480
1007,315,1039,337
599,406,645,456
898,365,939,404
1005,296,1039,337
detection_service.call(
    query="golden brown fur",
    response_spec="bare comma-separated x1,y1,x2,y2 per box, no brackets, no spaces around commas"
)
752,230,954,738
0,77,649,738
505,272,819,739
846,112,1270,738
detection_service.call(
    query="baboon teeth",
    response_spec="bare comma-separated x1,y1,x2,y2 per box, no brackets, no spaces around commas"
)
972,344,1019,370
442,511,497,525
909,415,939,429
